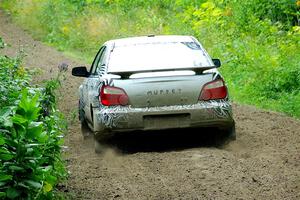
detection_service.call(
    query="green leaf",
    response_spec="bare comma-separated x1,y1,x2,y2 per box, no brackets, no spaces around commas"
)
38,165,53,173
0,148,10,154
3,119,13,127
43,181,53,193
27,122,43,138
0,153,14,161
12,114,27,125
0,107,12,116
45,174,57,185
29,159,37,165
9,166,25,172
0,175,12,182
18,90,29,112
0,107,13,127
17,182,30,189
0,192,6,198
18,91,41,121
0,136,5,145
0,182,7,187
37,131,49,143
25,143,40,148
6,188,20,199
26,147,33,154
24,180,42,189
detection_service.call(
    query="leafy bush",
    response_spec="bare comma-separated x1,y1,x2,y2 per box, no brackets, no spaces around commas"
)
228,0,299,29
180,0,300,117
0,53,30,108
0,37,67,199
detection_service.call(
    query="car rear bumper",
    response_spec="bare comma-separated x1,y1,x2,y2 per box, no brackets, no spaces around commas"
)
93,100,234,134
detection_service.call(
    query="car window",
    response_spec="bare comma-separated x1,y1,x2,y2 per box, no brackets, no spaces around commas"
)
107,42,212,73
90,46,106,75
96,49,108,76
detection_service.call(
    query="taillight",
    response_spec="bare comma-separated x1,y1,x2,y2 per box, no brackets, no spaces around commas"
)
199,79,227,101
100,86,129,106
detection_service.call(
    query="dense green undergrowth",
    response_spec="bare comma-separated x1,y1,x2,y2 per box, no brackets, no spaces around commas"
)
0,37,67,199
1,0,300,117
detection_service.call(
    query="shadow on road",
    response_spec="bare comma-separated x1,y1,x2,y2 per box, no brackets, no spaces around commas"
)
102,128,230,154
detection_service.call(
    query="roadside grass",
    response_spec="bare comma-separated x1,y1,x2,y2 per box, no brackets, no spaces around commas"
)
1,0,300,118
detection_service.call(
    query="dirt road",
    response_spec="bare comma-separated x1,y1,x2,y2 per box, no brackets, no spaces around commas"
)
1,10,299,200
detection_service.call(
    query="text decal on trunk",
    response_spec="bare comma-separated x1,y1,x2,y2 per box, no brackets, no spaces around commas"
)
147,89,182,96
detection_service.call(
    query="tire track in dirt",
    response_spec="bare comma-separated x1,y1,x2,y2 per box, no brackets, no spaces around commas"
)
1,10,299,200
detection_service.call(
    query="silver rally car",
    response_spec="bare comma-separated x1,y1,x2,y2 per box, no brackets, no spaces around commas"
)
72,35,235,152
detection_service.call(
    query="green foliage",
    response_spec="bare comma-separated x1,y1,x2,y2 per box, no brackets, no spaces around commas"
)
228,0,299,29
0,37,67,199
180,0,300,117
1,0,300,117
0,51,30,108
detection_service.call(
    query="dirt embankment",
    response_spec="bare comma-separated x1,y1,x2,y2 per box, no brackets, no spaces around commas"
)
1,10,299,200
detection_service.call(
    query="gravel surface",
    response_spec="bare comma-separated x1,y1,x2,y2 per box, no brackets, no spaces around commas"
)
1,10,299,200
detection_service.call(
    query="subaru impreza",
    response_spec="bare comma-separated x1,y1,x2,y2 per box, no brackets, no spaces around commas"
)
72,35,235,152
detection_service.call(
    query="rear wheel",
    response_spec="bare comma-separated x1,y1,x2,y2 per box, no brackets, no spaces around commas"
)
94,139,103,154
227,124,236,141
94,131,112,154
222,124,236,142
81,120,92,140
79,100,92,139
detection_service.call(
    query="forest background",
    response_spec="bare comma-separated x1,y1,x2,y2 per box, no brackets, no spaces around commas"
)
1,0,300,117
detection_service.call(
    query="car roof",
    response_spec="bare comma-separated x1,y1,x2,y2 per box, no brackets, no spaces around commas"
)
105,35,196,47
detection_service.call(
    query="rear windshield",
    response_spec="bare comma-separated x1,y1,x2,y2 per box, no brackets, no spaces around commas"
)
107,42,212,73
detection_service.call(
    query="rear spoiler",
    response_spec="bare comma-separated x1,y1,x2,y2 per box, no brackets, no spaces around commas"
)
107,66,218,79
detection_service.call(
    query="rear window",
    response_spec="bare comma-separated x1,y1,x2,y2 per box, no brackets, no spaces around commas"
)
107,42,212,73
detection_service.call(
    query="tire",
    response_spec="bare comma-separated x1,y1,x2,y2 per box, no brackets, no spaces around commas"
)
94,131,112,154
81,120,92,140
94,139,103,154
223,124,236,142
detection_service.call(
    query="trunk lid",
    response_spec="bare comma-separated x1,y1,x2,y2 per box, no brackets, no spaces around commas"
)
112,73,213,108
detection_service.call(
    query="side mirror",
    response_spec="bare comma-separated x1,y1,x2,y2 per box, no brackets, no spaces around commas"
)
212,59,221,68
72,66,90,77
